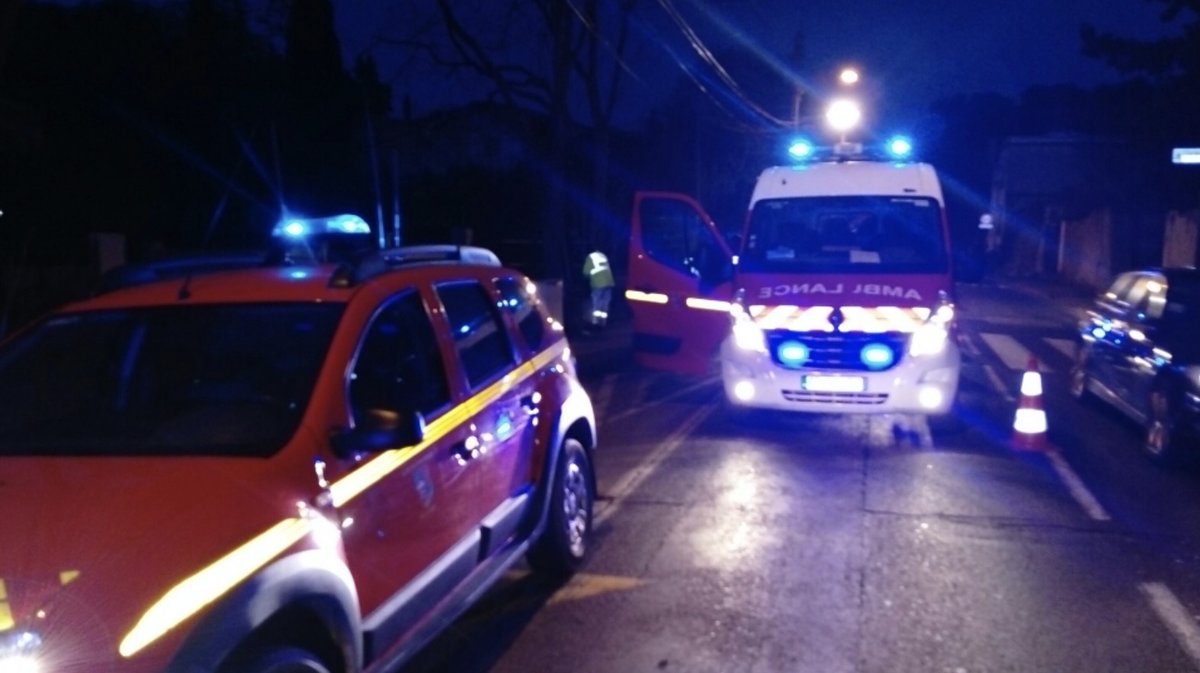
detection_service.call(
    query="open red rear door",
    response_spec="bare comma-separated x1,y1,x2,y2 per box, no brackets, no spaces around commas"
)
626,191,734,376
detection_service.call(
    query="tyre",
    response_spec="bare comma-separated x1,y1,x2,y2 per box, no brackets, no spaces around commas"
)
1145,389,1184,465
527,438,593,580
235,646,332,673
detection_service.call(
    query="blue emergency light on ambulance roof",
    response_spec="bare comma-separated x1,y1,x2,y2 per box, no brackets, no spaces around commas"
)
787,138,815,160
885,136,913,159
272,213,371,239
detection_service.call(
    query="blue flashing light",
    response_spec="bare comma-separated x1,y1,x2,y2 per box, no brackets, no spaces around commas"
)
282,220,308,238
1091,326,1107,339
272,213,371,239
885,135,913,159
860,342,896,370
788,139,815,160
777,340,810,367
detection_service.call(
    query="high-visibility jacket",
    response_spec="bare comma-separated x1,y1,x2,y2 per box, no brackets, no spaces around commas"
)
583,251,614,289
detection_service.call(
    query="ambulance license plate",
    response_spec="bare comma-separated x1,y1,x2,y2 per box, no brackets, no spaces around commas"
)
802,375,865,393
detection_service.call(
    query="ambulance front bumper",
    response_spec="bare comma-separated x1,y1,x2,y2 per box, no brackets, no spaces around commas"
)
720,337,961,415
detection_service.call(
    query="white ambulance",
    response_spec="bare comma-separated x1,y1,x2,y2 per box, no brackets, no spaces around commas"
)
626,141,960,415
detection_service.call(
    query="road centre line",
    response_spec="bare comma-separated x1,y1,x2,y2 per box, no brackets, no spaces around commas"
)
1046,451,1110,521
595,403,712,527
1141,582,1200,667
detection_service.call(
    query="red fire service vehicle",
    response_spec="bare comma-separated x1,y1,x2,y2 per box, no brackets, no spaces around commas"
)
627,136,960,416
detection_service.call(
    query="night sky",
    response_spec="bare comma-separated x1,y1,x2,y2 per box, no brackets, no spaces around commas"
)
333,0,1180,128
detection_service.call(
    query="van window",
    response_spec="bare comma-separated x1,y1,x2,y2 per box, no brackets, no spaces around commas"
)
741,196,947,274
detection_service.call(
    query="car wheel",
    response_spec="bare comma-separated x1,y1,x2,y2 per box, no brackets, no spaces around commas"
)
236,646,332,673
1145,390,1183,465
527,438,593,580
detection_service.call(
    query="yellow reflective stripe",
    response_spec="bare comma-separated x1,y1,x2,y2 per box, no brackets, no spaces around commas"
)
119,517,312,657
120,339,568,658
328,339,566,508
625,290,668,304
877,306,922,332
684,297,731,312
0,579,10,631
749,305,929,333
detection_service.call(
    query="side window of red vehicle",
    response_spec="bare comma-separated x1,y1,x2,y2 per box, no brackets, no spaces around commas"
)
641,198,726,283
437,281,518,390
350,290,451,421
494,277,548,355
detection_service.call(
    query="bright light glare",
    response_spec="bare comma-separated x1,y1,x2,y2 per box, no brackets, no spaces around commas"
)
918,387,944,410
909,324,948,357
0,654,41,673
825,99,862,133
283,221,306,237
733,380,755,401
839,68,859,85
733,319,766,352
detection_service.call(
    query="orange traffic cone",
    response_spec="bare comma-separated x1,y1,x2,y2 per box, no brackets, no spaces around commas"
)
1012,356,1048,451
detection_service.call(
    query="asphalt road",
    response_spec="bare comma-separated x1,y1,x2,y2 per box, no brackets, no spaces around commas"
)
400,277,1200,673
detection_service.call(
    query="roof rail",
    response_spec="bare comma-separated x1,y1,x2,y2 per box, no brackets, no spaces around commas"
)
96,252,268,294
330,244,503,288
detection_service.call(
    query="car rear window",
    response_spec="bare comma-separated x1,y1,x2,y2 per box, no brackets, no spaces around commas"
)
0,303,344,457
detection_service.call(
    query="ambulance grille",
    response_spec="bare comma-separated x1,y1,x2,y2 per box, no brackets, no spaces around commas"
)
780,390,889,405
765,331,908,371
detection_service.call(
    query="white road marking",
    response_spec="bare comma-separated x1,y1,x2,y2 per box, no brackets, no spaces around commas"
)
595,404,712,527
1046,451,1110,521
1141,582,1200,666
960,332,982,358
979,332,1052,372
1045,337,1076,360
983,363,1017,403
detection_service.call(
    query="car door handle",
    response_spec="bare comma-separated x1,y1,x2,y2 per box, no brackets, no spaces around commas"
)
450,436,482,465
520,394,539,415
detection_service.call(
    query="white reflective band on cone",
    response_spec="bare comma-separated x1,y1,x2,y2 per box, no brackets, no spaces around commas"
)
1021,371,1043,397
1014,408,1047,434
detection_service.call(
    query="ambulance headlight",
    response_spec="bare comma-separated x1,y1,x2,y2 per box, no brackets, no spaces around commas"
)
733,319,766,352
909,323,949,357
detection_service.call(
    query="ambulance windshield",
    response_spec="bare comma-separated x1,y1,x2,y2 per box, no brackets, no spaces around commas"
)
740,195,948,274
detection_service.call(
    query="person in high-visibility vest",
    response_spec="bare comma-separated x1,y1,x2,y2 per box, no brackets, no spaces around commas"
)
582,250,614,329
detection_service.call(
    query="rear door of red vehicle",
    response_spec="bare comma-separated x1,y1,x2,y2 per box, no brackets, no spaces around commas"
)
626,191,735,375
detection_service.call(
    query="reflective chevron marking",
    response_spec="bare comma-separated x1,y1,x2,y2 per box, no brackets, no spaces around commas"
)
979,333,1052,372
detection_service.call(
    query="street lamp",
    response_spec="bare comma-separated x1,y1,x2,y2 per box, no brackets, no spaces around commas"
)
838,67,859,86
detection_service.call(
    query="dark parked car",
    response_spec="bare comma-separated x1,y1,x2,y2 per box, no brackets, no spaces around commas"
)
1071,267,1200,463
